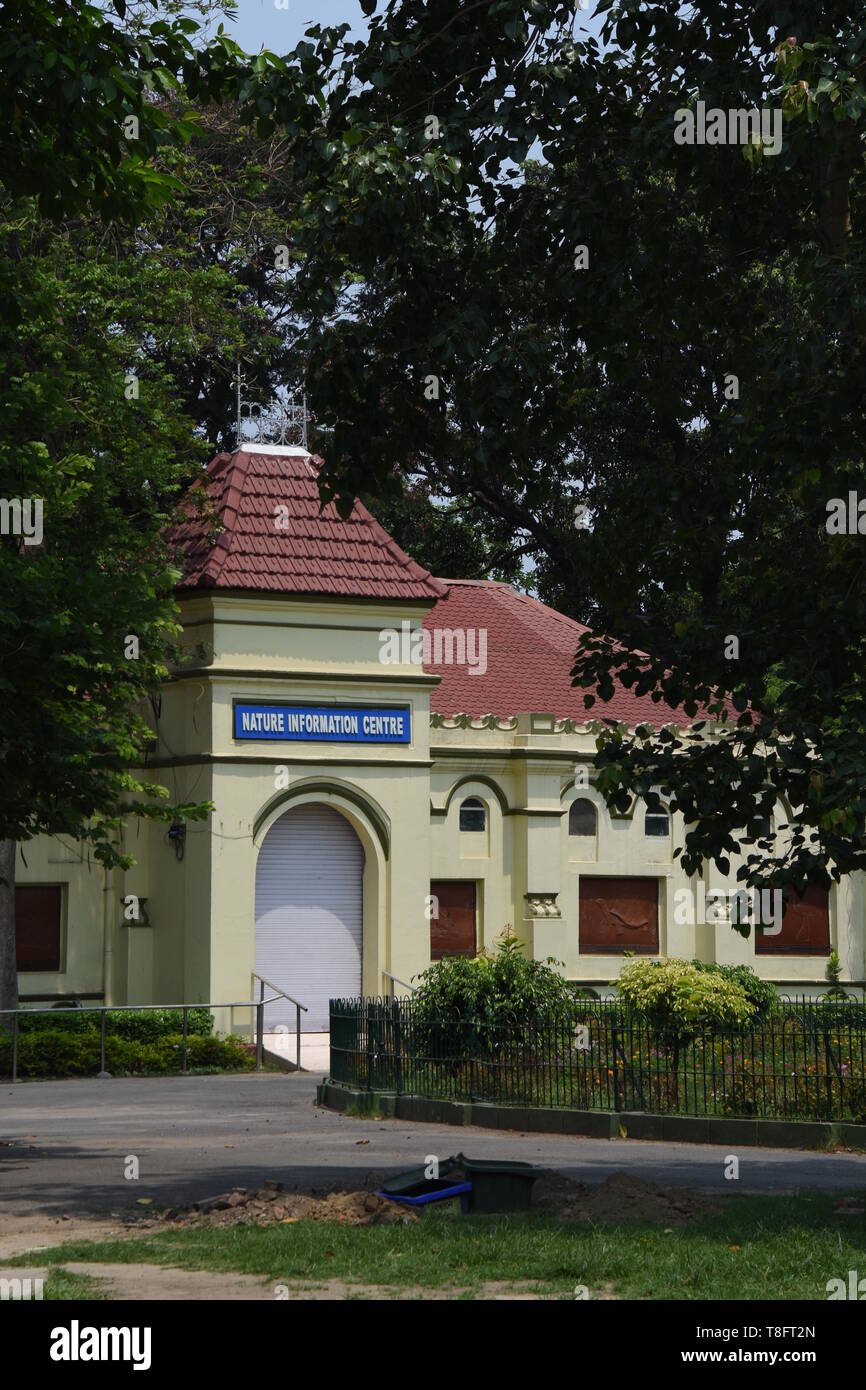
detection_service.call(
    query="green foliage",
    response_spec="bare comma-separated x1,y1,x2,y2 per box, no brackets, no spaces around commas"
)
146,98,308,450
359,480,526,587
691,962,780,1022
16,1007,214,1040
411,928,574,1026
616,959,757,1042
0,199,228,863
0,0,311,223
264,0,866,892
407,930,575,1061
0,1026,252,1078
823,949,850,1000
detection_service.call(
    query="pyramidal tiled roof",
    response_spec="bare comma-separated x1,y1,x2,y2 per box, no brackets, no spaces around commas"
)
171,447,447,602
424,579,697,728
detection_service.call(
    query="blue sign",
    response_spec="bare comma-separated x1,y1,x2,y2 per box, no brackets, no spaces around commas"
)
233,702,411,744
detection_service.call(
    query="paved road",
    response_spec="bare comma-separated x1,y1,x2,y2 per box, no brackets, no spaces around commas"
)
1,1072,865,1223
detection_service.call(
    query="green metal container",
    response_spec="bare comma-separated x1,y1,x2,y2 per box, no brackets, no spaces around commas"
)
454,1153,540,1213
380,1157,461,1197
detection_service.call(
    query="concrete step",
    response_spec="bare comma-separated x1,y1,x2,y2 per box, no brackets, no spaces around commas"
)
262,1031,330,1075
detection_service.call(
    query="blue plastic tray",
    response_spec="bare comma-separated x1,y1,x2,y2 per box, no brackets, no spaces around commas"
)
377,1181,472,1212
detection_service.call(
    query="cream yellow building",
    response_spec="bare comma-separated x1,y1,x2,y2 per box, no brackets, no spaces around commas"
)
14,445,865,1033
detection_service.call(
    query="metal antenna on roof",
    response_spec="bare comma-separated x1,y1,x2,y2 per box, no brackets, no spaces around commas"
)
234,361,309,451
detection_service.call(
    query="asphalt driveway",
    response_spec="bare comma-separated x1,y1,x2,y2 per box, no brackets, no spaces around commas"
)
1,1072,864,1227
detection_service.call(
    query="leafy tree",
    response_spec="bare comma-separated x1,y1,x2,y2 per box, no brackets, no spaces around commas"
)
0,0,322,1017
0,0,300,222
0,199,257,1012
359,479,527,584
268,1,866,901
145,94,534,582
132,97,300,448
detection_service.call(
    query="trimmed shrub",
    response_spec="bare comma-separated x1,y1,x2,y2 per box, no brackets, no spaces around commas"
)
412,927,574,1025
408,927,574,1058
616,958,756,1039
691,961,779,1021
0,1029,254,1079
15,1007,214,1040
616,958,757,1108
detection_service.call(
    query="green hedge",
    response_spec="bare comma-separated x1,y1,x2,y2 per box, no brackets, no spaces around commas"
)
14,1007,214,1040
0,1029,254,1078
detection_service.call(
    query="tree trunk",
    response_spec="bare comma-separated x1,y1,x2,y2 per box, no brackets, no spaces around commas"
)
0,839,18,1028
816,124,858,260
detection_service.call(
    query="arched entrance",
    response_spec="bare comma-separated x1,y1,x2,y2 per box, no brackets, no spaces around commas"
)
254,803,364,1031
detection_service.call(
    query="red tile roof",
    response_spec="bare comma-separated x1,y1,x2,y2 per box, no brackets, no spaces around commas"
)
171,449,447,602
424,579,694,727
171,450,693,727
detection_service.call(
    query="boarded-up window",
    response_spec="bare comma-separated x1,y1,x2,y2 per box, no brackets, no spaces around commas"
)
579,877,659,954
755,884,829,955
569,799,596,836
15,885,62,972
430,880,477,959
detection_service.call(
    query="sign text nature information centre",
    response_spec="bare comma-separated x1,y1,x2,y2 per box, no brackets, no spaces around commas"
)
233,702,411,744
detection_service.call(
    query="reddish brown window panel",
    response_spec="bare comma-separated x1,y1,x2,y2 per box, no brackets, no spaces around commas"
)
430,880,477,959
15,885,62,972
755,884,830,955
579,876,659,954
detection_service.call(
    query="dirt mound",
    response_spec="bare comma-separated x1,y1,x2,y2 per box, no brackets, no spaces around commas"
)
146,1170,719,1232
533,1170,721,1225
156,1180,418,1229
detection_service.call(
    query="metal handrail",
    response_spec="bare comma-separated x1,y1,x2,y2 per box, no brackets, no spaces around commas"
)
251,972,308,1071
251,972,308,1010
0,996,281,1083
382,970,416,1000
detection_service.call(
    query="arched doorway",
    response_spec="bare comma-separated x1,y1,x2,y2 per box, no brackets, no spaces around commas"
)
254,804,364,1031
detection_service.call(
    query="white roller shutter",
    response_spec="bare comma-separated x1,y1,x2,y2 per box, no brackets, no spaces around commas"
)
254,804,364,1031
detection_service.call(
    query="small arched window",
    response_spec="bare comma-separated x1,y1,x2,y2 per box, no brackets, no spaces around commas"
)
459,797,487,832
745,816,773,845
569,798,597,836
645,809,670,837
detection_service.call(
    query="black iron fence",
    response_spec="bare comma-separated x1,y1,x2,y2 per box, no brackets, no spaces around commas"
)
330,997,866,1123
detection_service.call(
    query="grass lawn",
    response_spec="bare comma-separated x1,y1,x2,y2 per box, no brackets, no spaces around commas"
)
42,1270,108,1300
15,1191,866,1300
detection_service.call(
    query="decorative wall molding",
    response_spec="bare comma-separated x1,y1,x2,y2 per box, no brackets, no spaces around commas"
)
430,712,519,731
524,893,561,919
553,716,630,735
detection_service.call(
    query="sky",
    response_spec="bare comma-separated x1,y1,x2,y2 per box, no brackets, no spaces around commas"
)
219,0,368,54
221,0,605,58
